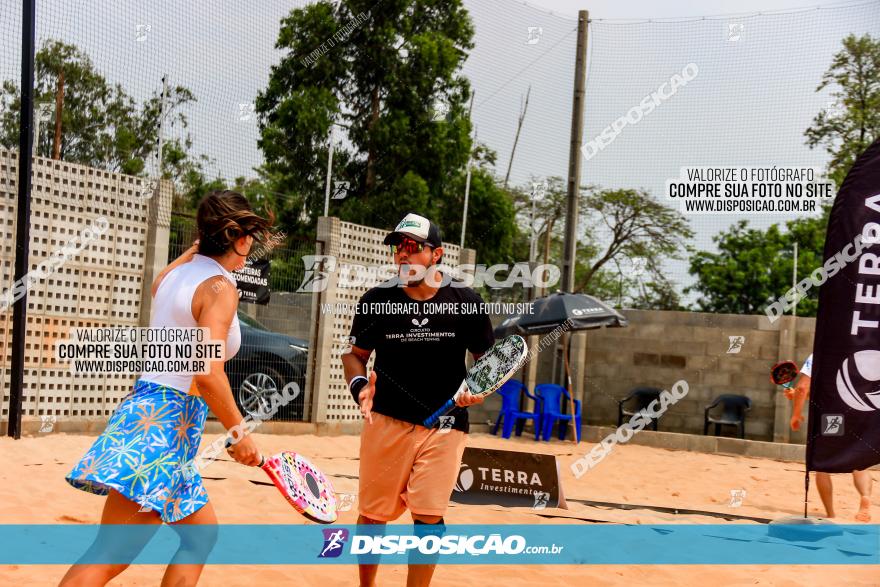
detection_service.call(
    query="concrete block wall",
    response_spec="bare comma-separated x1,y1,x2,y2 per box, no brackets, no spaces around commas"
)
471,309,818,443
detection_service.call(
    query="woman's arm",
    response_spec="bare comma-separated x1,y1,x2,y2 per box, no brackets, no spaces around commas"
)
151,239,200,298
191,275,261,466
191,275,245,430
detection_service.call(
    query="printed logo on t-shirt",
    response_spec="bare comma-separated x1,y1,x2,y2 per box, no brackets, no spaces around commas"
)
386,319,455,343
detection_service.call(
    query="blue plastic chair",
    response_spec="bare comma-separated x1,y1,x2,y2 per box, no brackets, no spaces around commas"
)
490,380,543,440
535,383,582,442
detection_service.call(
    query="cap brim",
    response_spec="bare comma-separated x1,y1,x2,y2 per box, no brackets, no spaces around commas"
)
383,231,429,245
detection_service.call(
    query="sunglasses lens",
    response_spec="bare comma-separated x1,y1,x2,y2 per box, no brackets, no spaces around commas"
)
391,238,424,255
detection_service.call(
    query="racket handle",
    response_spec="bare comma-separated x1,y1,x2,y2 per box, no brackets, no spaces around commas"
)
423,398,456,428
224,438,265,468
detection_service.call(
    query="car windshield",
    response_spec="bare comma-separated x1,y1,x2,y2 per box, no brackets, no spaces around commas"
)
237,310,268,331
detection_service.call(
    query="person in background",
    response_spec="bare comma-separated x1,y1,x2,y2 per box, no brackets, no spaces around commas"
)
788,353,873,522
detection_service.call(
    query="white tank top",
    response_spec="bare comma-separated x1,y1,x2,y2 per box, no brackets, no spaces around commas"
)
139,254,241,392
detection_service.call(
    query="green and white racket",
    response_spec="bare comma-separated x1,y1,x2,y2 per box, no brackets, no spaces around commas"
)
422,335,528,428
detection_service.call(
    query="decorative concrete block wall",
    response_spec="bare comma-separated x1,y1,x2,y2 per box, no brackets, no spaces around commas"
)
0,149,169,422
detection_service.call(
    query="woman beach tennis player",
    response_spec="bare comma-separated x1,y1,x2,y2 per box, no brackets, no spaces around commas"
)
60,191,273,586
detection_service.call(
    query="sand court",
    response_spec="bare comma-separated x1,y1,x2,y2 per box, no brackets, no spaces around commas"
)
2,431,879,585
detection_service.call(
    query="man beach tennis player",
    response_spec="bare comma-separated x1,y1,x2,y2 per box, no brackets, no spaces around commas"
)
341,213,495,587
788,353,873,521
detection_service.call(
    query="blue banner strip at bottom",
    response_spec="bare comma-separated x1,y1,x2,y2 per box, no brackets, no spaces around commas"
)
0,524,878,565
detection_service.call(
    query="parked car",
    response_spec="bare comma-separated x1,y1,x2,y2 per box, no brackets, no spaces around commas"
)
223,310,308,421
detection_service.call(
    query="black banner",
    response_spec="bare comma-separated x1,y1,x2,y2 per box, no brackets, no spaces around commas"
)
808,138,880,473
449,446,566,509
233,259,270,305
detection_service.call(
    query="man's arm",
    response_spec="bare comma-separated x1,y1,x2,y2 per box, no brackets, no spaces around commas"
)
790,373,810,431
341,345,376,423
793,374,810,413
342,346,371,383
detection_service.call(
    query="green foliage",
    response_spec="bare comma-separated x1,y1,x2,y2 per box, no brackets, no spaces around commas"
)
687,205,831,315
805,33,880,187
255,0,496,242
0,39,208,192
510,177,693,309
692,33,878,316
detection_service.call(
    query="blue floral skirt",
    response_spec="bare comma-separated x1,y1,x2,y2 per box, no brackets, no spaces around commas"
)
66,379,210,523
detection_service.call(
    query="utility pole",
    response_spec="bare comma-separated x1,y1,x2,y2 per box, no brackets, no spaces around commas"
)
561,10,588,293
560,9,589,445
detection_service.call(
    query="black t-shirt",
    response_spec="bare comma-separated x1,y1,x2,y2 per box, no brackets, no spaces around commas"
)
348,280,495,433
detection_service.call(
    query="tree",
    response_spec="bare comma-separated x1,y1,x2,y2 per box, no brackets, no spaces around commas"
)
255,0,478,233
511,178,693,309
805,33,880,187
687,205,831,315
0,39,206,189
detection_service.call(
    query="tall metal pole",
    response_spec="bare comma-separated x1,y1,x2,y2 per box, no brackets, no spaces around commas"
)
8,0,37,439
792,242,798,316
529,189,537,263
460,92,476,248
157,75,168,178
460,151,472,248
562,10,588,293
323,124,335,217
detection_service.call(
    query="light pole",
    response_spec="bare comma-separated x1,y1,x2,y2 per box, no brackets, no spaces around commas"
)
323,120,350,217
323,124,334,217
529,179,545,263
461,127,477,248
32,102,53,157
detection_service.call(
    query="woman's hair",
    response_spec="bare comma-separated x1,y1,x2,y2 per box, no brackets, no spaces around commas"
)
196,190,275,256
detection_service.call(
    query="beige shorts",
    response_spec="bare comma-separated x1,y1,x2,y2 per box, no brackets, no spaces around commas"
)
358,412,467,522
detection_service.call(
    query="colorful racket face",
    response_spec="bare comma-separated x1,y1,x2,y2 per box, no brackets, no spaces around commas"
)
261,451,338,523
770,360,799,387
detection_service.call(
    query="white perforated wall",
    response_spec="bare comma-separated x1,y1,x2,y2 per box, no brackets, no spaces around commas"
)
0,149,154,421
309,217,468,423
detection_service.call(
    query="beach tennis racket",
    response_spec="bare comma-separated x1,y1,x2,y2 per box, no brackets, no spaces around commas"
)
224,439,338,523
422,334,529,428
770,360,799,389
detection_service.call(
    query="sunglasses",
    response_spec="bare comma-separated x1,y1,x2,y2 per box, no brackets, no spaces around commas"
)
390,237,428,255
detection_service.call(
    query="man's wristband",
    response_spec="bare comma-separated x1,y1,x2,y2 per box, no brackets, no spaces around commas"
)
349,375,369,404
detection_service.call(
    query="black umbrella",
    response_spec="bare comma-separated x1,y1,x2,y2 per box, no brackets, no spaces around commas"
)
493,292,628,443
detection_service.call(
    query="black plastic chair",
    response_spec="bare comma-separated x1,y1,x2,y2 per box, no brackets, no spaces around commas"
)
704,394,752,439
617,387,663,431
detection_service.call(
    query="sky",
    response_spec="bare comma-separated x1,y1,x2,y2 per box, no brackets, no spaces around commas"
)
512,0,838,19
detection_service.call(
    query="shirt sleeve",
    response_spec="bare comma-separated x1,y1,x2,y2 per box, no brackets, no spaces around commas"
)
464,291,495,355
800,354,813,378
349,292,379,352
